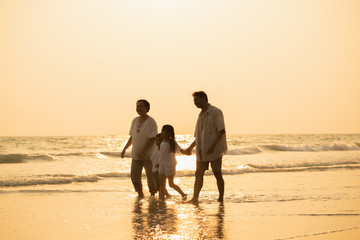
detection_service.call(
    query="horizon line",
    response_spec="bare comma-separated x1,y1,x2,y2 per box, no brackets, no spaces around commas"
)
1,132,359,137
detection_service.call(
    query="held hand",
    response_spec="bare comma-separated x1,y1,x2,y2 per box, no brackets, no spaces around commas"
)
120,151,125,158
185,148,192,155
180,149,191,155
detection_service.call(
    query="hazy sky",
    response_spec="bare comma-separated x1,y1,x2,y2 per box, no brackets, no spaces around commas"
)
1,0,359,136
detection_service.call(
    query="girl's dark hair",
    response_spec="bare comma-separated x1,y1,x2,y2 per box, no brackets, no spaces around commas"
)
137,99,150,112
162,124,176,152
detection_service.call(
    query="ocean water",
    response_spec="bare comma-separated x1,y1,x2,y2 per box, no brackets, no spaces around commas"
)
0,134,359,189
1,134,360,239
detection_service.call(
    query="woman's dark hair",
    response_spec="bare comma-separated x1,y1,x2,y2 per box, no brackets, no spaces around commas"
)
192,91,208,102
162,124,176,152
137,99,150,112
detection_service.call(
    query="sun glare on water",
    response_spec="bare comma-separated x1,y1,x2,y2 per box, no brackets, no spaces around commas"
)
176,135,196,171
176,155,196,171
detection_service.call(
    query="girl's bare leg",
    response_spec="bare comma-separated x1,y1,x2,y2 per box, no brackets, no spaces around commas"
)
159,174,167,200
167,175,187,199
164,187,171,198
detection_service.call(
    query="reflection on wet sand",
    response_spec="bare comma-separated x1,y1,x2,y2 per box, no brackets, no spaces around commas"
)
132,198,225,239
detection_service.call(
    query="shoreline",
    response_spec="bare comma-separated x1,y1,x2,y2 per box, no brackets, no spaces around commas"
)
1,169,360,239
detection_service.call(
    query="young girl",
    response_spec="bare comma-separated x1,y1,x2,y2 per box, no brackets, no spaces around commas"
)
151,134,171,198
158,125,187,201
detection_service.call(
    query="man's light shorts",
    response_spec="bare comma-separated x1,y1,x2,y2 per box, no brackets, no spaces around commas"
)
196,157,222,172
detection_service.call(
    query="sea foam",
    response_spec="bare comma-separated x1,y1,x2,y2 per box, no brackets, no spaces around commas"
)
0,174,99,187
0,153,54,164
261,142,360,152
227,146,262,155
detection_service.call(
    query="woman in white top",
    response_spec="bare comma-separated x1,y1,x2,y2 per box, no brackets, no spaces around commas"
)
158,125,188,201
121,99,157,198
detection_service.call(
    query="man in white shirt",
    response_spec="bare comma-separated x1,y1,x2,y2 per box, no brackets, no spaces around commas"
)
186,91,227,202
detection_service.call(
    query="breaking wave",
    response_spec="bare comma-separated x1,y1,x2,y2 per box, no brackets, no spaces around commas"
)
227,146,262,155
0,154,54,164
0,151,121,164
231,162,360,174
0,172,130,187
225,142,359,156
1,160,360,187
0,174,99,187
50,152,85,157
261,142,360,152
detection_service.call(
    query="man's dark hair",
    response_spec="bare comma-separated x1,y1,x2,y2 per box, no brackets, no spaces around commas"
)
137,99,150,112
192,91,208,102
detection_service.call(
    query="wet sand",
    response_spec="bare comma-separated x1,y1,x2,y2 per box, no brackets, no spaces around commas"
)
1,170,360,239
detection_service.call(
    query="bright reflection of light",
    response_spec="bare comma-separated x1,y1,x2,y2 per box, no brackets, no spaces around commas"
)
133,197,223,239
176,155,196,171
174,134,197,171
96,153,109,159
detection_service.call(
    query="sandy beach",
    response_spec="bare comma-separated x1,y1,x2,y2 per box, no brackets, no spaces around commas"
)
2,0,360,238
1,168,359,240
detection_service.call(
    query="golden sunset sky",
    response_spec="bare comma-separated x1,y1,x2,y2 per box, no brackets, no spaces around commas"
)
1,0,359,136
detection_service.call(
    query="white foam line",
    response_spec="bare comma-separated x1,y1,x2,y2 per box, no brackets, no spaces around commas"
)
273,225,360,240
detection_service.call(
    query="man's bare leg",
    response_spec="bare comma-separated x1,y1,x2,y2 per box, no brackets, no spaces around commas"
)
213,171,224,202
189,169,205,203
